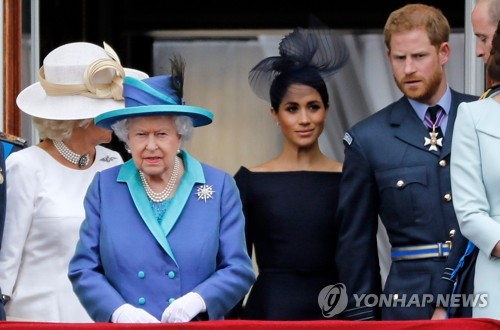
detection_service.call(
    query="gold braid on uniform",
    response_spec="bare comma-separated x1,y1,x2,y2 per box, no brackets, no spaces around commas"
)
480,84,500,99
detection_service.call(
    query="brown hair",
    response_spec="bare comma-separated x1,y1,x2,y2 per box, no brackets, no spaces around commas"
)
383,4,450,49
487,20,500,81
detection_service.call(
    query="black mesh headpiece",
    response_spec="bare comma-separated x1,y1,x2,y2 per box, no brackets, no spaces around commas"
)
248,18,349,102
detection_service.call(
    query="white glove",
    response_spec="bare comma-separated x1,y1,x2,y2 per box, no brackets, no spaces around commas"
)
161,292,206,323
111,303,160,323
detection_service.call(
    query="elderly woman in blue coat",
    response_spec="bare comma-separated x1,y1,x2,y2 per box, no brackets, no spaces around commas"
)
68,56,255,323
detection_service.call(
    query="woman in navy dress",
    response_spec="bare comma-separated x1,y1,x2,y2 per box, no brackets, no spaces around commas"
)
233,20,349,320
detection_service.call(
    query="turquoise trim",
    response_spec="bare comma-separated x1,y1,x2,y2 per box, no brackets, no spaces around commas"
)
118,160,178,265
159,150,205,237
95,105,214,129
116,151,206,264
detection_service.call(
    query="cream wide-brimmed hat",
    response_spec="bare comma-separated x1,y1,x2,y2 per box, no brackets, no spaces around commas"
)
16,41,149,120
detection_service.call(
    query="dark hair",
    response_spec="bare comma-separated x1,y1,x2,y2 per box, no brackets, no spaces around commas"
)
487,20,500,82
248,18,348,105
270,67,329,111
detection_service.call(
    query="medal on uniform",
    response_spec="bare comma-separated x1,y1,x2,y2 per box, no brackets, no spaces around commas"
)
424,127,442,151
424,108,445,151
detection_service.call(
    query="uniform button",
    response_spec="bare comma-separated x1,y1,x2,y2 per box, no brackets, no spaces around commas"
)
439,160,447,167
449,229,456,238
444,193,452,202
137,271,145,279
167,271,176,279
138,297,146,305
396,180,404,188
168,298,175,304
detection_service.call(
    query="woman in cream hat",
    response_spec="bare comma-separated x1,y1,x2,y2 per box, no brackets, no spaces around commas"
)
0,41,147,322
68,55,255,323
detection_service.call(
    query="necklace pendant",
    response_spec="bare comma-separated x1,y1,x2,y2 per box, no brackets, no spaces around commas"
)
78,154,90,168
424,129,442,151
53,140,90,167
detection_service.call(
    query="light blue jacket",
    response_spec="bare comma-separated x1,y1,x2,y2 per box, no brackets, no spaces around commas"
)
69,150,255,322
451,98,500,318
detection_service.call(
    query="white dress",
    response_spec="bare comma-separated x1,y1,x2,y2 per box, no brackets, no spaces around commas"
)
0,145,123,322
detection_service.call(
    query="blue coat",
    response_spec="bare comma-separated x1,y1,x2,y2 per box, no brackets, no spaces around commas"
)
335,90,477,320
69,151,255,322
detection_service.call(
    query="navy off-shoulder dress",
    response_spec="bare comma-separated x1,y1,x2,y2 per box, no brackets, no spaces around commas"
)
234,166,341,320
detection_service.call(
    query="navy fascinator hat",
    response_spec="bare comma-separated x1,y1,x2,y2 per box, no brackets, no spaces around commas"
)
248,16,349,102
96,55,213,129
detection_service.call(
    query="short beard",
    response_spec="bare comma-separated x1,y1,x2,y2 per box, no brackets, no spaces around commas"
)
395,68,443,103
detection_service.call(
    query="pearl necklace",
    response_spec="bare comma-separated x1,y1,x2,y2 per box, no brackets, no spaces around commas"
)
139,157,180,203
53,140,90,168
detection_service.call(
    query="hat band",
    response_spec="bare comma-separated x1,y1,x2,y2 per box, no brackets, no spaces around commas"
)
38,58,125,101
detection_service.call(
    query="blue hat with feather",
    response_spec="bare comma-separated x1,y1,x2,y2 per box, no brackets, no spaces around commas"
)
96,55,213,129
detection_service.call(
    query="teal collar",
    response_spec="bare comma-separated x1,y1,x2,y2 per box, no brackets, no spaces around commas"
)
117,149,206,264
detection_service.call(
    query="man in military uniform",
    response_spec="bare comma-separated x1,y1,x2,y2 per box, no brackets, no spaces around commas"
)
335,4,477,320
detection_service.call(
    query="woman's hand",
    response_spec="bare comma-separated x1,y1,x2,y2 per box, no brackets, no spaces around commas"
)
111,304,160,323
161,292,206,323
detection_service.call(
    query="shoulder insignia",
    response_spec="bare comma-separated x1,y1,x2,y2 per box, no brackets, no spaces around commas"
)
343,132,353,146
0,132,28,158
0,132,27,147
480,84,500,99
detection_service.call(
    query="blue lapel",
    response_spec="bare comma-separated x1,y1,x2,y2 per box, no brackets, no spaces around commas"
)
390,98,440,156
440,90,463,157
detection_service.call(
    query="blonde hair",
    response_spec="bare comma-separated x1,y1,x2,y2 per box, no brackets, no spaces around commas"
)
33,117,93,140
